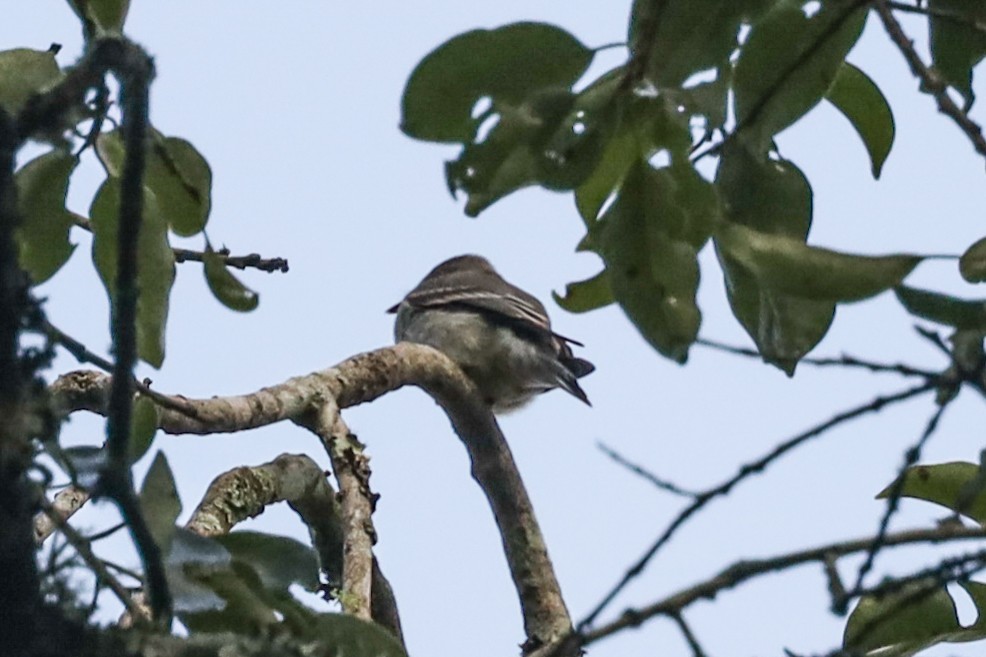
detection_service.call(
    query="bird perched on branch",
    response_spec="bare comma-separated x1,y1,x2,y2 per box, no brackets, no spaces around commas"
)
388,254,594,413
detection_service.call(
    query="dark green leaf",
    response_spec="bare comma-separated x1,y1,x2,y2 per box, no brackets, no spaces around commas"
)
97,129,212,236
715,143,830,374
15,149,79,283
305,614,409,657
167,528,231,615
960,237,986,283
878,461,986,525
129,396,158,464
0,48,62,114
716,246,835,375
715,141,813,238
181,560,280,635
66,0,130,34
401,23,592,143
553,269,614,313
844,580,968,656
139,451,182,554
733,0,867,146
203,248,259,312
929,0,986,108
895,286,986,330
214,531,320,593
589,160,713,362
825,62,895,178
628,0,745,87
716,222,922,302
90,178,176,368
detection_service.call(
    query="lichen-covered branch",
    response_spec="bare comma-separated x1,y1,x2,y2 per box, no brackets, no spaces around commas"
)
296,405,376,621
51,343,568,651
35,485,91,544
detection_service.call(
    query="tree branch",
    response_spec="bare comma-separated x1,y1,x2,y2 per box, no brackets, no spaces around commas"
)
578,381,937,631
876,0,986,160
48,342,573,653
580,524,986,647
35,485,91,545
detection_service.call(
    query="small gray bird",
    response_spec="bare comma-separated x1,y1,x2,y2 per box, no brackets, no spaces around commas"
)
388,255,595,413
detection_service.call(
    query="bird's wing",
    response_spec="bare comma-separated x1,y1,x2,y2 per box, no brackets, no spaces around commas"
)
404,279,553,335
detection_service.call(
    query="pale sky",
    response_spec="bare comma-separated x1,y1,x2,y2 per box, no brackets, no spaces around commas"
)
5,2,986,656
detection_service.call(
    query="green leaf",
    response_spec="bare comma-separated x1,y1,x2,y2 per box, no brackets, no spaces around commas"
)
929,0,986,108
589,160,715,362
305,614,409,657
203,248,259,312
825,62,895,178
66,0,130,34
733,0,867,146
0,48,62,114
628,0,745,87
960,237,986,283
97,129,212,236
895,286,986,330
181,560,280,635
715,222,922,302
717,246,836,375
715,141,813,238
401,22,593,143
139,451,182,554
878,461,986,525
15,149,79,283
129,396,158,464
214,531,320,593
844,580,970,656
553,269,614,313
89,178,176,368
715,143,832,374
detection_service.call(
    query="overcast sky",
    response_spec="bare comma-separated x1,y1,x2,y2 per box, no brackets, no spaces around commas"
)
5,2,986,656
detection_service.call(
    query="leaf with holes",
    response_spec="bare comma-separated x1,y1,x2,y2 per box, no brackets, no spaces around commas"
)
401,22,592,143
628,0,745,87
826,62,895,178
15,149,79,283
89,178,176,368
844,578,986,656
733,0,867,147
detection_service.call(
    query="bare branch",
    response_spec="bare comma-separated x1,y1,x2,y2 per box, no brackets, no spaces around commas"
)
581,524,986,647
597,442,698,498
887,1,986,36
578,381,936,631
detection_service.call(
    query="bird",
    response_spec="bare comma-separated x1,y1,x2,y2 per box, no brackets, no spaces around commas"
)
387,254,594,413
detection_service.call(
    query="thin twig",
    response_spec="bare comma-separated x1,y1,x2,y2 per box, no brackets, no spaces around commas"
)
696,337,940,379
38,499,142,620
876,1,986,159
44,319,202,419
887,0,986,36
578,381,937,631
670,611,709,657
597,442,698,498
849,399,952,601
579,524,986,648
71,212,289,274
